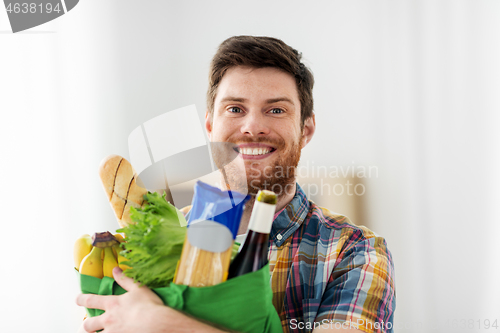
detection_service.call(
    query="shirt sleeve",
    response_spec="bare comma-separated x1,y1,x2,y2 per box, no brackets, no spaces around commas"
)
314,233,396,333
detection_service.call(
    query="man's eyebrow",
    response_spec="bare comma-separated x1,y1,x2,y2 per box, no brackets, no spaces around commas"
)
219,97,248,103
265,97,295,106
219,96,295,105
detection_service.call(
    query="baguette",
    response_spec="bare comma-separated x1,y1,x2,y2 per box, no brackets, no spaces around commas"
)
98,154,148,228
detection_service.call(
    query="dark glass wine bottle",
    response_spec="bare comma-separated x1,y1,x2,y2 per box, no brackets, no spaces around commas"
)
227,190,277,279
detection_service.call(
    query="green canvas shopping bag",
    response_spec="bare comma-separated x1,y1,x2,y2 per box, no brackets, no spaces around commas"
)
78,263,282,333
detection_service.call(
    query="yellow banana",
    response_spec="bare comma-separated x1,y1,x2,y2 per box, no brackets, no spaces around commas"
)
113,233,125,242
103,247,119,278
113,244,131,271
73,234,93,271
80,247,104,278
112,234,125,257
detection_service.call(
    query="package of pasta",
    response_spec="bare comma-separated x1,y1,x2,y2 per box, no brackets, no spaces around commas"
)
174,181,249,287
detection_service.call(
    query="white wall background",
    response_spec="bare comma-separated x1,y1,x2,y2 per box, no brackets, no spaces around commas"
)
1,1,499,332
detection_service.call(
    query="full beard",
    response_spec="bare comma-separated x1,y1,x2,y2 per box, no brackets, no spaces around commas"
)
211,136,302,202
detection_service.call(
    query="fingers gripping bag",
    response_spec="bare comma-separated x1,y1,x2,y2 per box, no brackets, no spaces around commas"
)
77,181,283,333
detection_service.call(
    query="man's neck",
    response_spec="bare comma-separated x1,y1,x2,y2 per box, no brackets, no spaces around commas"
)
237,182,296,235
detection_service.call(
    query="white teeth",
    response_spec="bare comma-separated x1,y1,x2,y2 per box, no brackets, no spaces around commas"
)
239,148,271,155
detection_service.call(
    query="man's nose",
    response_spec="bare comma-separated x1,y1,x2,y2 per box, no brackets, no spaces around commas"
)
240,111,270,136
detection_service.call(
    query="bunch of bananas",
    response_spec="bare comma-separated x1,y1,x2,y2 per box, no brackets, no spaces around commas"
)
74,231,130,279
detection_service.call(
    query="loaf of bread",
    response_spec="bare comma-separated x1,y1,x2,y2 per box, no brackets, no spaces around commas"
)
98,155,148,228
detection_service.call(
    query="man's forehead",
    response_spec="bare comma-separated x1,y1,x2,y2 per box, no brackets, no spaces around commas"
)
215,66,300,104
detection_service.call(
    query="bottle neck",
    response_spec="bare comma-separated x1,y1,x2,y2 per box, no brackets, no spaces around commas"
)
247,200,276,234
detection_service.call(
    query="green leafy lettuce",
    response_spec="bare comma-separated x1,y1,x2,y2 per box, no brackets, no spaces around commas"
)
116,191,242,288
117,192,187,288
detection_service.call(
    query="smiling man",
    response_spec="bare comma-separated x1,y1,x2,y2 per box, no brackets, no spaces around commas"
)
76,36,395,333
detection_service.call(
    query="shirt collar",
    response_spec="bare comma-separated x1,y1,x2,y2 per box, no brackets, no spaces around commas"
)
270,183,309,247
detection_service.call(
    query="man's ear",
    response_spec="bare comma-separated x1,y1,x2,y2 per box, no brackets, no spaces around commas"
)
205,110,212,140
301,113,316,148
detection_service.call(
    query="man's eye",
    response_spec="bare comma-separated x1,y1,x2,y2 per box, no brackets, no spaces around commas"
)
269,108,284,114
228,107,243,113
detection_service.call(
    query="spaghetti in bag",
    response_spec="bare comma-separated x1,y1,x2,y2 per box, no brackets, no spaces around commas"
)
174,181,249,287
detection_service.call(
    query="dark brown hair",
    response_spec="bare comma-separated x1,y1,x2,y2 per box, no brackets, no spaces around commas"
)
207,36,314,128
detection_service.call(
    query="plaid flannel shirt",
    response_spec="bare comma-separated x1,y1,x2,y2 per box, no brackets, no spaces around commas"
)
268,184,396,333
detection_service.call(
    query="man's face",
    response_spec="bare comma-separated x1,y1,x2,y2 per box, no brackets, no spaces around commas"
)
206,66,314,197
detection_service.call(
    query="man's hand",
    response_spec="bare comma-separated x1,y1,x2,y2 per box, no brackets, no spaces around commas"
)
76,267,227,333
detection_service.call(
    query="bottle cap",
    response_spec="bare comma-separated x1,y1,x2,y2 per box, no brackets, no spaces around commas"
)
256,190,277,205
